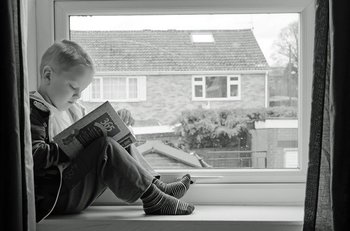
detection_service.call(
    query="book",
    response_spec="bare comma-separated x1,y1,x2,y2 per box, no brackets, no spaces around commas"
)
53,101,136,159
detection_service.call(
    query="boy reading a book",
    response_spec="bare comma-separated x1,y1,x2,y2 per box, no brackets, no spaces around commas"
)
30,40,194,222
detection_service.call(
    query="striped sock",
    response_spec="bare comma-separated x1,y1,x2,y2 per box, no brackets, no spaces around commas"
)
153,174,192,199
141,184,195,215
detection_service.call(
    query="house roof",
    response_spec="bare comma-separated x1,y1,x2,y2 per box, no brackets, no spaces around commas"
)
136,140,210,168
71,30,269,72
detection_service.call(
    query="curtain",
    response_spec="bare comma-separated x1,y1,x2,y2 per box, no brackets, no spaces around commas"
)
0,0,36,230
303,0,350,230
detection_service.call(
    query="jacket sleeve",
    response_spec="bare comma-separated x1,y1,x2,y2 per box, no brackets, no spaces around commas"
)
30,105,70,171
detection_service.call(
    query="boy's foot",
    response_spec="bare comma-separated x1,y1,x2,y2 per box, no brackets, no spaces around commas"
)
153,174,192,199
141,184,195,215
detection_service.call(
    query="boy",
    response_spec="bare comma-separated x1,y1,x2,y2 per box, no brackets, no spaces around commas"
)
30,40,194,223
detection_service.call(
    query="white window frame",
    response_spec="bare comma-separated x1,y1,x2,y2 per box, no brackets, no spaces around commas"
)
192,75,241,101
81,74,147,102
35,0,315,205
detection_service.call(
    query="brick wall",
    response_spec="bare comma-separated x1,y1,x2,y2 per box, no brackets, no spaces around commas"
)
81,73,266,125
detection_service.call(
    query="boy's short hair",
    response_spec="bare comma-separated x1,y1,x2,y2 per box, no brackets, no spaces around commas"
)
40,39,94,76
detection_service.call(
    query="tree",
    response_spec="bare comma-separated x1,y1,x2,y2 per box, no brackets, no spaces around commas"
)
270,21,299,106
271,21,299,69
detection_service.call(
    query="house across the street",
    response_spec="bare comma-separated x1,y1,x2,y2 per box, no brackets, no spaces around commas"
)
72,29,270,125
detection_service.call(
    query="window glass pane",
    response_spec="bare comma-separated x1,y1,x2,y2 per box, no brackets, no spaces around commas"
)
129,78,138,99
103,78,127,99
70,13,300,170
191,33,215,43
194,85,203,97
91,78,100,99
205,76,227,98
230,84,238,97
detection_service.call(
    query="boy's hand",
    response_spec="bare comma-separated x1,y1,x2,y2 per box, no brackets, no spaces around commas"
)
117,109,135,126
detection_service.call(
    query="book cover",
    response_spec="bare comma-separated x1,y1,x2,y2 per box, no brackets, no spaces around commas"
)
53,101,136,158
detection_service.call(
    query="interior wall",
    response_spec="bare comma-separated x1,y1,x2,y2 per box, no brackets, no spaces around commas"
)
27,0,38,91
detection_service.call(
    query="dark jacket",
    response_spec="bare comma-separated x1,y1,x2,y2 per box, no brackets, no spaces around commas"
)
30,92,85,222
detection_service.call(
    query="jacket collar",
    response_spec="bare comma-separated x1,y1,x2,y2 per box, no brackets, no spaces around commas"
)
29,91,86,122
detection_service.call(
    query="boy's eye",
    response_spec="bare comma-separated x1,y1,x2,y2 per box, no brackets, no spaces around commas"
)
69,84,78,90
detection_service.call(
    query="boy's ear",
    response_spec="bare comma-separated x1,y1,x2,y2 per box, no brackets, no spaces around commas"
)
42,66,53,84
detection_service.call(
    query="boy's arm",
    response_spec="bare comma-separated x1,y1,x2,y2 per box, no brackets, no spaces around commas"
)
30,105,70,171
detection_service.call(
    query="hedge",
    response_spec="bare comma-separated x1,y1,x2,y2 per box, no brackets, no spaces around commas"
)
173,106,297,149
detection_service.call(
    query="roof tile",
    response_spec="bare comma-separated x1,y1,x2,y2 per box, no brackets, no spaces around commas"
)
70,30,269,72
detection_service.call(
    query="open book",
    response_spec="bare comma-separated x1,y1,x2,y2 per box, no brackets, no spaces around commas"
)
53,101,136,159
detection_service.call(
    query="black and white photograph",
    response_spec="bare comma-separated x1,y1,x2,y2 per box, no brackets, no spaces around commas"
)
0,0,348,230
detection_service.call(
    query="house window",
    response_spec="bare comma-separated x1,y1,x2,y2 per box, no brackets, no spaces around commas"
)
192,75,240,100
91,78,101,99
104,77,127,99
82,75,146,102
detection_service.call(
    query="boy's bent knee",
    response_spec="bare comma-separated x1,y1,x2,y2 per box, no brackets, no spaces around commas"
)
89,136,118,149
102,137,125,150
81,137,127,164
78,137,114,162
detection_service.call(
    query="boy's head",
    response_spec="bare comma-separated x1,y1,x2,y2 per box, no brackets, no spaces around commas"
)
39,39,94,110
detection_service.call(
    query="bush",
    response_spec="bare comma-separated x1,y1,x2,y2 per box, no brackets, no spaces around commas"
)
174,108,251,149
173,106,297,149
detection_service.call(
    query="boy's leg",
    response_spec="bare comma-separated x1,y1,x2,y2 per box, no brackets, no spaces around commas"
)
54,137,155,214
127,144,160,179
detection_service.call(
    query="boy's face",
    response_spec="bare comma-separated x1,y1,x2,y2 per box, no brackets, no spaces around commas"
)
41,65,93,111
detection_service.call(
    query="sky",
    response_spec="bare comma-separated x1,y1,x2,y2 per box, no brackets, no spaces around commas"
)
70,14,299,66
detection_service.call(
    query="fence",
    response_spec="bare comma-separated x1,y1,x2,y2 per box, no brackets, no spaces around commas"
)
198,150,267,169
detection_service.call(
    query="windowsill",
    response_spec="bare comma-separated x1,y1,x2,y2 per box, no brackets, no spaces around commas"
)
37,205,304,231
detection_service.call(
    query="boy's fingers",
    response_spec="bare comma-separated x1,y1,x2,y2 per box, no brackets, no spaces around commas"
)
117,109,134,126
125,117,130,125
